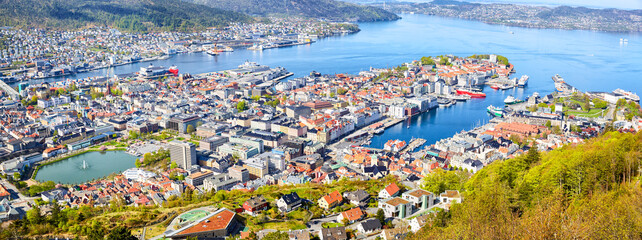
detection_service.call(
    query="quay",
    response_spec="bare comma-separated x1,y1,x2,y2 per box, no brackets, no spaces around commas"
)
401,138,427,153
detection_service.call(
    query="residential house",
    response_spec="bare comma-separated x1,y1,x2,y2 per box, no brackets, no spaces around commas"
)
356,218,382,235
337,207,365,224
277,192,302,213
378,183,401,199
401,189,434,210
381,228,408,240
410,214,430,232
288,229,310,240
319,227,347,240
318,190,343,210
440,190,462,204
166,208,239,239
378,197,412,219
243,196,268,214
343,190,371,206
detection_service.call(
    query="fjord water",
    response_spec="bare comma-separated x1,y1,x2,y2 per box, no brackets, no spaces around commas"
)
45,14,641,149
35,151,136,184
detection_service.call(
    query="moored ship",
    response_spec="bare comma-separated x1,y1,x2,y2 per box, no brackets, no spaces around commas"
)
487,105,504,117
504,95,524,105
518,75,528,87
456,87,486,98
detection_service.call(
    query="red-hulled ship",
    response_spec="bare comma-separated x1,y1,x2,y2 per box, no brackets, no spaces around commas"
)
168,65,179,76
456,87,486,98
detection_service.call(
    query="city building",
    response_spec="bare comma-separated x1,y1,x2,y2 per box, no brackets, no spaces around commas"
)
169,141,197,170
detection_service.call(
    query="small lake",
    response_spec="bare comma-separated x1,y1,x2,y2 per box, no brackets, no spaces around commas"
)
34,151,136,185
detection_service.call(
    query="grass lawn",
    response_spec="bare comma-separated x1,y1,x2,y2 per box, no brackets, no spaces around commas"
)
322,222,343,228
132,224,167,239
286,209,311,221
566,108,605,117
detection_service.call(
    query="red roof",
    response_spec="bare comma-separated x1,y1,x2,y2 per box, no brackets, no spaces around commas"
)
385,183,400,196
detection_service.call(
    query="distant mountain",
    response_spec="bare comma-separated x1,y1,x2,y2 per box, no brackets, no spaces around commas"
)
0,0,252,32
184,0,400,22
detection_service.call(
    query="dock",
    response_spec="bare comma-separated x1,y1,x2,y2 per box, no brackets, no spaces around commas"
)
401,138,427,153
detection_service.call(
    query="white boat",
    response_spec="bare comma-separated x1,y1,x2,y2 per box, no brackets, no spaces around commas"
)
487,105,504,117
504,95,524,105
518,75,528,87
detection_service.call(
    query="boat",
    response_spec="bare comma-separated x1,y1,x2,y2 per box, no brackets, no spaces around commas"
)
374,128,384,134
499,84,513,90
613,89,640,102
504,95,524,105
438,98,451,107
168,65,179,76
456,87,486,98
518,75,528,87
487,105,504,117
552,74,564,83
490,85,499,90
206,49,220,55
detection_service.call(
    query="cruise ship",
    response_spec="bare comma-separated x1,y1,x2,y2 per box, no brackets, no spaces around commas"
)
613,89,640,102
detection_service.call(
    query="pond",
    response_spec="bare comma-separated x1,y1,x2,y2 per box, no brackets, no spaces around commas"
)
34,151,137,185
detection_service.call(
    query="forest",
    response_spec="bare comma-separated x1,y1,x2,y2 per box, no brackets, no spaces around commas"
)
408,131,642,239
184,0,400,22
0,0,251,32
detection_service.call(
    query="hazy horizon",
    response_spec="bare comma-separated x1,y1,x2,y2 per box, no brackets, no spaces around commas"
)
369,0,642,10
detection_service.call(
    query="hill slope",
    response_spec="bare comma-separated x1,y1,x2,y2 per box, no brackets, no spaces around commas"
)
0,0,251,32
409,131,642,239
184,0,400,22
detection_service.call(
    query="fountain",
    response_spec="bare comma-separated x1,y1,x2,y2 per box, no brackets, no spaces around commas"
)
81,160,89,170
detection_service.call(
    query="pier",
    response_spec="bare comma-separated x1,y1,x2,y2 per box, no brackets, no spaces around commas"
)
0,79,20,99
401,138,427,153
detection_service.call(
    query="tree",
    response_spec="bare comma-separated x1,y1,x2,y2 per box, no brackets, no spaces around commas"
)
106,226,137,240
170,161,178,169
342,216,351,226
262,231,288,240
421,168,469,195
26,206,43,225
12,172,19,181
186,124,195,134
237,100,248,112
129,130,139,139
135,158,142,168
420,56,435,65
376,209,385,224
525,142,540,166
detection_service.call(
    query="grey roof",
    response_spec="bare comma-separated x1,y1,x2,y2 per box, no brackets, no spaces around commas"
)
359,219,382,232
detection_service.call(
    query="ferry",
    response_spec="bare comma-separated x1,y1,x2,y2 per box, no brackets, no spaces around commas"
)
456,87,486,98
552,74,564,83
504,95,524,105
613,89,640,102
487,105,504,117
518,75,529,87
168,65,179,76
206,49,220,55
438,98,454,108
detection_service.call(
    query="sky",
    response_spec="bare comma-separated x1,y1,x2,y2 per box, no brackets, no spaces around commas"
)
397,0,642,9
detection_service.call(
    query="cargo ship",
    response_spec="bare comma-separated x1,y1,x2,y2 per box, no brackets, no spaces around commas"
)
456,87,486,98
487,105,504,117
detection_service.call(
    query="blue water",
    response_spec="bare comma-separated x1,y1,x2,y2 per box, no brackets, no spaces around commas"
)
35,151,136,184
39,14,642,149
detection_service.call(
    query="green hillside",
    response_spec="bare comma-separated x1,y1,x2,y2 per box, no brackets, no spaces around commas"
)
185,0,400,22
409,131,642,239
0,0,252,32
